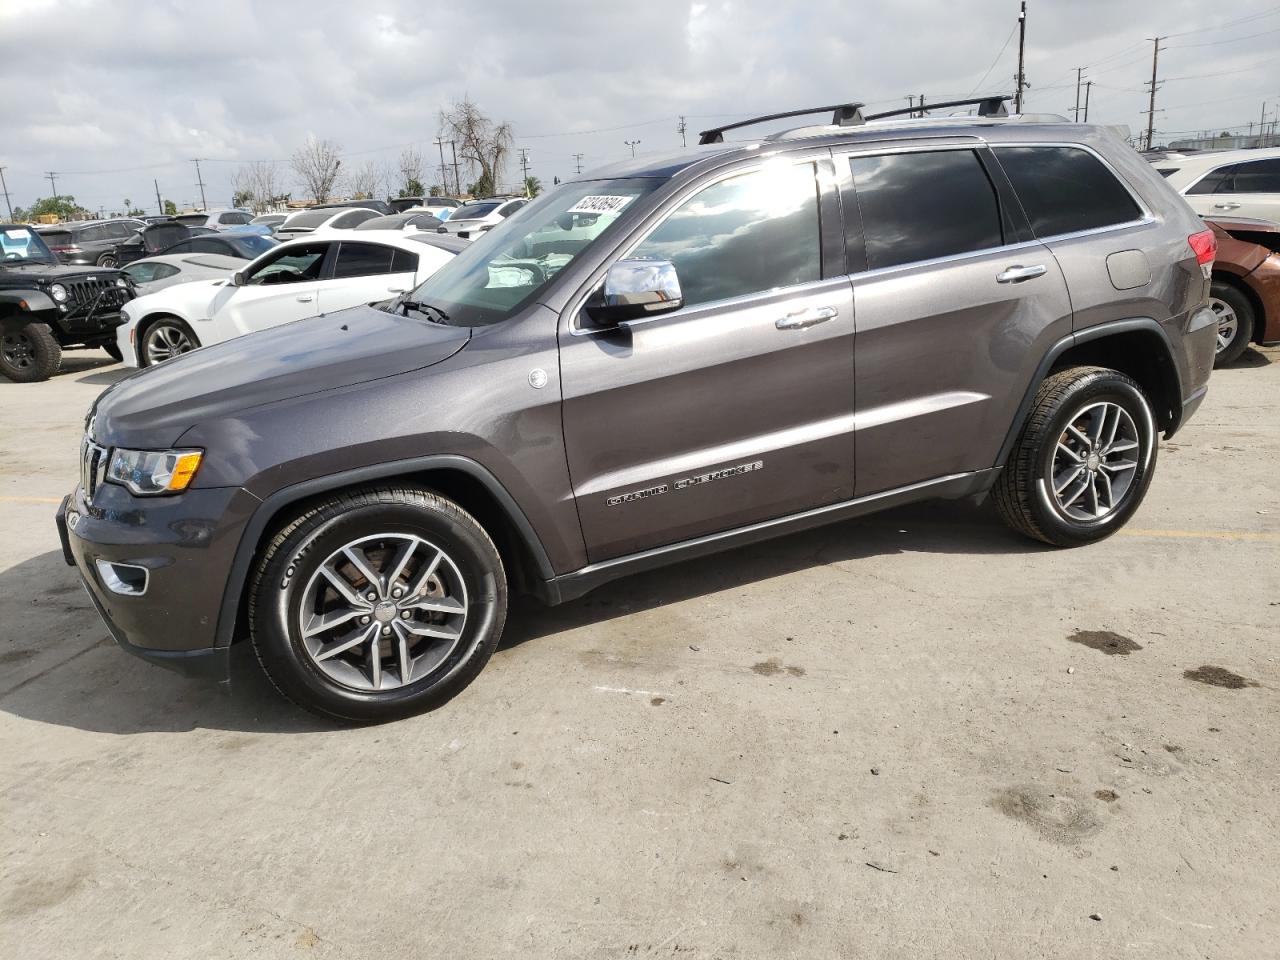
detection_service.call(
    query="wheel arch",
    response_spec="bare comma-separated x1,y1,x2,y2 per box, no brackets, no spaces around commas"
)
216,455,556,649
996,319,1184,467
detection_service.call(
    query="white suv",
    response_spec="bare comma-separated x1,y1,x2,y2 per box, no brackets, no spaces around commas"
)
1156,148,1280,222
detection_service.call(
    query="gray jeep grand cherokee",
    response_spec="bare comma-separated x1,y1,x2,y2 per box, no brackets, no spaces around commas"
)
57,99,1218,722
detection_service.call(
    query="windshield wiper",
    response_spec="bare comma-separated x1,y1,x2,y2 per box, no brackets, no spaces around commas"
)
401,298,451,324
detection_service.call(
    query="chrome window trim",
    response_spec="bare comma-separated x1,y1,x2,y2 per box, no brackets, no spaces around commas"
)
567,155,826,336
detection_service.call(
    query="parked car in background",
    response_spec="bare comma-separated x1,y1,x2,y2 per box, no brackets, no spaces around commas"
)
1156,148,1280,222
140,215,174,225
275,207,382,241
152,232,278,260
1,224,134,380
169,209,255,231
63,107,1219,720
392,196,461,217
355,212,444,232
250,213,287,230
1203,215,1280,364
121,252,245,295
36,218,147,267
309,199,393,215
116,231,455,366
437,197,528,238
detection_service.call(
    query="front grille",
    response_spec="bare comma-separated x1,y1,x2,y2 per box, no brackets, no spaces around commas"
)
81,435,108,501
65,276,131,314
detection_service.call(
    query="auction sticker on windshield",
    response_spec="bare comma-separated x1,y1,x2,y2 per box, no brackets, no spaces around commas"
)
567,196,634,215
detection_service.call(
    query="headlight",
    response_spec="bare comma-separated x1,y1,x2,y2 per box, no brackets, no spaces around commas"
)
106,448,203,495
115,277,129,289
50,283,68,303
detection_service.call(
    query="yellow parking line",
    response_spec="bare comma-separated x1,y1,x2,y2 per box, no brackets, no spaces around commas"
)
0,495,64,504
1120,528,1280,543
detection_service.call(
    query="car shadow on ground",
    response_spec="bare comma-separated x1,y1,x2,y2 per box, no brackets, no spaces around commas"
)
1230,346,1272,369
0,499,1044,736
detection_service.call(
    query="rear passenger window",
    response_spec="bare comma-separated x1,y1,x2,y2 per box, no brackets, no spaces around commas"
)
630,162,821,307
333,242,395,278
1232,159,1280,194
996,146,1142,236
391,248,418,273
850,150,1003,270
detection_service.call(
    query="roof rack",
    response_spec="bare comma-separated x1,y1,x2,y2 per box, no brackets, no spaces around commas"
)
864,95,1012,122
698,103,865,145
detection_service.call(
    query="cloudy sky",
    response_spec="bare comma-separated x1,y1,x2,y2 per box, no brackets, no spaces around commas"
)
1,0,1277,216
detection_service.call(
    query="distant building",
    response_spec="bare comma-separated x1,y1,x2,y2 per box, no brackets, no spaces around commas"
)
1168,131,1279,151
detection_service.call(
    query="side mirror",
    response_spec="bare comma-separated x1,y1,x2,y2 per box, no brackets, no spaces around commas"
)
586,259,683,328
231,271,246,287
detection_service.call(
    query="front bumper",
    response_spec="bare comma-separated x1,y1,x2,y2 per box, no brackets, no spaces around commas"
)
56,482,259,682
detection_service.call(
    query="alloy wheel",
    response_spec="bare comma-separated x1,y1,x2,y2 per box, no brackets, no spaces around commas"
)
144,324,194,364
1048,401,1141,522
2,332,34,370
297,533,469,691
1209,296,1238,355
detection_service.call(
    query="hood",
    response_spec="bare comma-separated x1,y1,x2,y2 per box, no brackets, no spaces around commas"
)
0,261,124,284
93,304,471,448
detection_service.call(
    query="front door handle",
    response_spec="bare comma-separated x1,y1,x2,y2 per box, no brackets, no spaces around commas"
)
995,264,1047,284
776,305,837,330
295,294,314,303
1213,202,1241,210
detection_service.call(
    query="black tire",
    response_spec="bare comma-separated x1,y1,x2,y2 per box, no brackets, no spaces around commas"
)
248,486,507,723
994,366,1158,547
1209,280,1254,367
96,253,118,268
102,341,123,362
0,321,62,383
139,316,200,366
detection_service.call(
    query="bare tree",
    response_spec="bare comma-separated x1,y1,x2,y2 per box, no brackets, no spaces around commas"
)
396,147,424,197
232,161,284,213
291,136,343,203
346,160,382,200
439,97,513,197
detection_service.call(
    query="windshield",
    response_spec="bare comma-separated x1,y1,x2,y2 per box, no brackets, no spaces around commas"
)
1,225,57,264
283,210,336,229
451,202,501,221
405,178,661,327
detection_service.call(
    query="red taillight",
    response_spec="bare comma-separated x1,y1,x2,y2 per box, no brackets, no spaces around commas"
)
49,244,80,254
1188,229,1216,266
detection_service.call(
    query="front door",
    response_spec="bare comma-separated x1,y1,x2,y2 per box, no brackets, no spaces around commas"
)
560,159,856,563
206,241,330,341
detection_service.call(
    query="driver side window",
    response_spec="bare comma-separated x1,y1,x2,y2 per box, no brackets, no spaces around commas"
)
247,243,329,285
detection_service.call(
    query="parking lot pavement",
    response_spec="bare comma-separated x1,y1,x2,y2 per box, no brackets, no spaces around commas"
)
1,346,1277,959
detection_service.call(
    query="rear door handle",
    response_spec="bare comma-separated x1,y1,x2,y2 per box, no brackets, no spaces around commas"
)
995,264,1047,284
295,294,314,303
776,305,837,330
1213,202,1241,210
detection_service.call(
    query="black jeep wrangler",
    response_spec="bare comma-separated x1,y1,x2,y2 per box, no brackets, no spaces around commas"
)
0,224,135,382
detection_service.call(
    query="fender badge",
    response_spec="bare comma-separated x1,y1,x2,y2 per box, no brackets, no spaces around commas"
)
528,368,549,389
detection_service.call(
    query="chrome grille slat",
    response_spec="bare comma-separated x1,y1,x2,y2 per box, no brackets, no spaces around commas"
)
81,436,108,501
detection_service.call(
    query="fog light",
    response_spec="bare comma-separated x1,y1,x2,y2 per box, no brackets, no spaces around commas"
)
95,559,149,596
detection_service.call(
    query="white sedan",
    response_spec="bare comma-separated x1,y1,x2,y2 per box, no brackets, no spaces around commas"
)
117,231,457,367
121,252,245,294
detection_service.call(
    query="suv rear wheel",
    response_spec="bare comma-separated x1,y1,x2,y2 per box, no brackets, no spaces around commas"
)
96,253,118,268
1208,279,1254,367
248,486,507,723
994,366,1157,547
0,321,62,383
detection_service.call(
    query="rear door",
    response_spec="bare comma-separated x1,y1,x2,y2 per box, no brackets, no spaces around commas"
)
839,144,1073,496
559,157,855,562
318,241,417,311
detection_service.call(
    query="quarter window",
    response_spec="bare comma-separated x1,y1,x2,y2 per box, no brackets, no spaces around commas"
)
333,242,395,278
391,248,418,273
630,162,821,307
996,146,1142,236
850,150,1003,270
1232,159,1280,194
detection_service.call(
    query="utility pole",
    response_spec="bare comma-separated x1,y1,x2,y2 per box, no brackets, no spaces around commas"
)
154,178,163,216
624,139,640,158
46,171,59,201
1073,67,1083,122
449,141,461,196
0,167,12,220
573,153,584,174
1014,1,1027,113
1143,37,1163,151
918,94,926,117
1083,81,1093,122
677,116,687,148
907,94,915,117
434,137,449,195
191,158,208,211
518,148,530,186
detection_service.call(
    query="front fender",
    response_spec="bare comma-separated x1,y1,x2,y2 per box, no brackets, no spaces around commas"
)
0,288,56,316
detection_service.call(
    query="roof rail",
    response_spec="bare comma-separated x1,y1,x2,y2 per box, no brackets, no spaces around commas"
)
864,95,1012,122
698,103,865,145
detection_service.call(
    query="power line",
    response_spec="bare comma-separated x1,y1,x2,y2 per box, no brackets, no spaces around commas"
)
1167,25,1280,48
1164,5,1280,39
967,22,1017,97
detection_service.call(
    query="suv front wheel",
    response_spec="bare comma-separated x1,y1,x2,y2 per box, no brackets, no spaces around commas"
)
248,486,508,723
995,366,1157,547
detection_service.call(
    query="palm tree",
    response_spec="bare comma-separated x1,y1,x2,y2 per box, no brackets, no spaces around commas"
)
524,176,542,198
